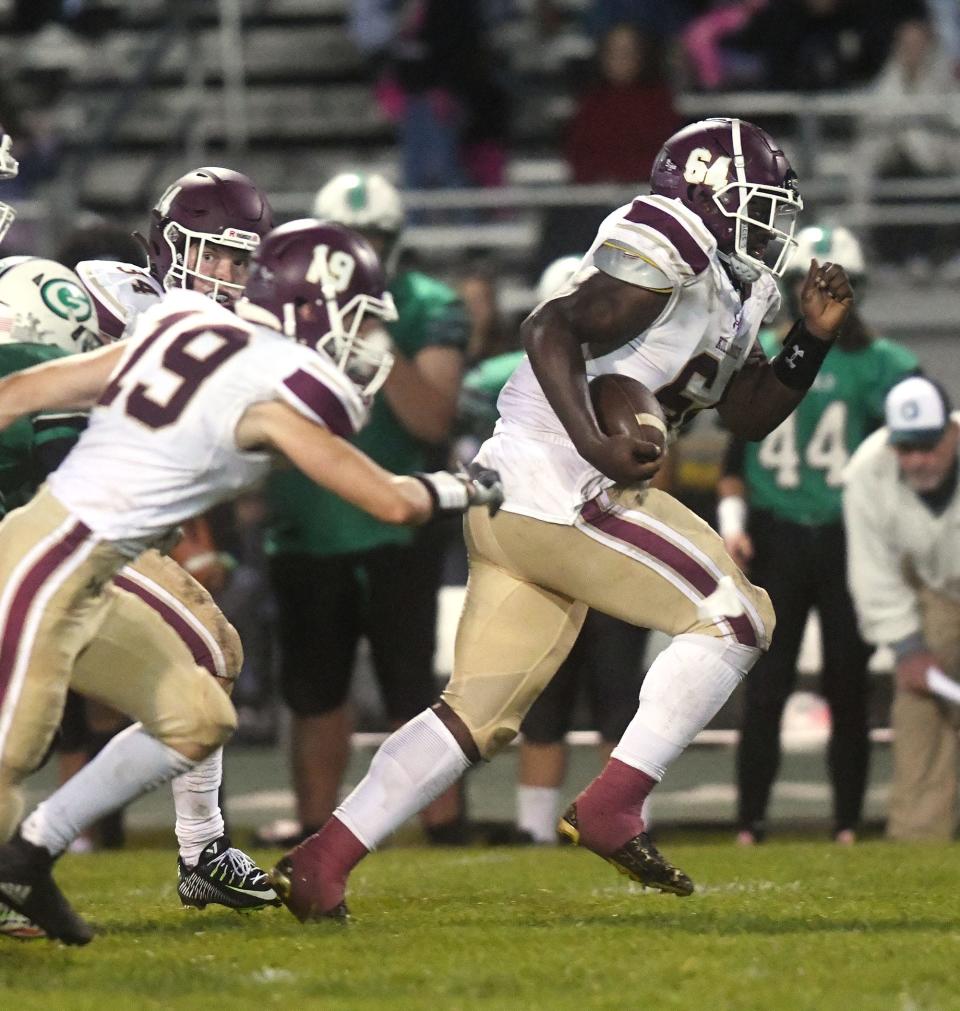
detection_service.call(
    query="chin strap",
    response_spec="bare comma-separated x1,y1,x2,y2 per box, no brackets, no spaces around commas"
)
718,249,762,284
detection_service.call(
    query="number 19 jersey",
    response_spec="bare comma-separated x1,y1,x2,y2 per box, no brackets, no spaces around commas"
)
743,329,917,525
49,290,366,546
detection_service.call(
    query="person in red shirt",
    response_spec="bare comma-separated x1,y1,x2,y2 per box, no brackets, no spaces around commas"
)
565,23,681,184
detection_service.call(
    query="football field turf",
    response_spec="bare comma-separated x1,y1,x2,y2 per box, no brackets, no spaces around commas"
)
2,838,958,1011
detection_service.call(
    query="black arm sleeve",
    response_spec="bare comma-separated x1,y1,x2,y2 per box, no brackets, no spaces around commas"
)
721,435,748,480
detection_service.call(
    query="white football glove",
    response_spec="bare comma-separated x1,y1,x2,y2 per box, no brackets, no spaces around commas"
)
414,462,504,518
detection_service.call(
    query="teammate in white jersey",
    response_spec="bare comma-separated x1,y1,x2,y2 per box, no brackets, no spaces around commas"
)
61,167,279,916
77,165,274,342
271,117,854,924
0,219,502,944
0,168,281,930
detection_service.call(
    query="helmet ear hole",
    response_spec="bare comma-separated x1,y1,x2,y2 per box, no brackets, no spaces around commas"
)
687,184,714,212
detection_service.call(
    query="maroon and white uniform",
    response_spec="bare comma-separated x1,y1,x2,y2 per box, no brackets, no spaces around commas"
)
51,289,366,548
75,259,164,344
478,194,781,525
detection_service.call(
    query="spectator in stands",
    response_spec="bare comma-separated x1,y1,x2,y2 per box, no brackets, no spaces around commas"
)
850,16,960,277
765,0,924,91
257,171,472,848
844,376,960,841
717,226,918,845
565,22,680,184
926,0,960,72
354,0,510,190
681,0,770,91
684,0,922,93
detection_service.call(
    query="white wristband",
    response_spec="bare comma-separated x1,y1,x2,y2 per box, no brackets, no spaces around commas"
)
717,495,747,539
416,471,470,514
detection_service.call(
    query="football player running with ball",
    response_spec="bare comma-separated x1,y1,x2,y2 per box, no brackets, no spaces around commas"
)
0,219,502,943
272,118,854,922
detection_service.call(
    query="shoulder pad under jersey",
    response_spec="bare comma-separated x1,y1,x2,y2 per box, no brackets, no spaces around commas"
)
598,195,716,288
76,259,163,342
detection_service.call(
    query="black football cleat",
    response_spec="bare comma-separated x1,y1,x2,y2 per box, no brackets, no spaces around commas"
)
177,836,280,910
0,832,94,945
558,803,694,897
270,851,349,924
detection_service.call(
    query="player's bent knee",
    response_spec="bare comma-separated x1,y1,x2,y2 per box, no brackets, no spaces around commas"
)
145,671,238,755
438,690,519,759
469,719,521,760
193,677,237,749
215,619,244,694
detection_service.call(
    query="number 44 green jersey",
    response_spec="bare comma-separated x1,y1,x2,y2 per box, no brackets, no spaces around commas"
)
742,329,918,526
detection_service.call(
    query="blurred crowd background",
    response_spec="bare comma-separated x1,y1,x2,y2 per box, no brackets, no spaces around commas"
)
5,0,960,844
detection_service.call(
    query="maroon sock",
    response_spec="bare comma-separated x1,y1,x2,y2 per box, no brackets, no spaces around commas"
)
290,816,368,912
573,758,656,856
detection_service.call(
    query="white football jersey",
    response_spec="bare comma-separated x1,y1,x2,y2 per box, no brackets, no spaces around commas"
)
477,194,781,524
49,289,366,547
75,259,164,343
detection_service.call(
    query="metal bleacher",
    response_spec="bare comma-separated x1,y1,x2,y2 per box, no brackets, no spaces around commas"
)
3,0,960,336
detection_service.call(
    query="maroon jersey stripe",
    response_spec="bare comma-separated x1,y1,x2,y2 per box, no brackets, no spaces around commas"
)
0,520,93,711
580,498,758,647
90,295,128,342
624,199,711,276
283,369,354,438
113,573,219,677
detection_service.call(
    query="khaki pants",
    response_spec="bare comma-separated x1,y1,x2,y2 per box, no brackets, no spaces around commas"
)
0,488,237,841
443,487,774,757
887,588,960,841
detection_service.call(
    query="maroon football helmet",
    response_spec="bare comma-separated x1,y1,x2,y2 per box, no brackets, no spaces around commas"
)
142,166,273,306
237,218,398,397
650,118,802,282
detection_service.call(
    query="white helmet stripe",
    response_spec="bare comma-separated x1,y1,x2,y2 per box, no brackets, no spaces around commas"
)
730,118,747,188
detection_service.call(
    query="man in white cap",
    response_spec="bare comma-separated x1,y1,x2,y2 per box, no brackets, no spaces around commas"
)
844,374,960,840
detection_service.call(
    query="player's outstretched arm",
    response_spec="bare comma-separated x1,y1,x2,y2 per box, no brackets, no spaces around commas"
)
522,271,669,485
0,343,124,432
718,259,853,440
237,400,502,525
238,400,434,524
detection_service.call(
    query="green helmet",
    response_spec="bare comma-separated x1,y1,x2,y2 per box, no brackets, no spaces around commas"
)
786,225,865,282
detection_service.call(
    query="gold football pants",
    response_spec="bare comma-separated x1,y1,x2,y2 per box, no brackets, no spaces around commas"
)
0,487,237,840
442,487,774,758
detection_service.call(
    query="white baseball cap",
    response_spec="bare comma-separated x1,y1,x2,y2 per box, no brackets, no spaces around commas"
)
885,376,952,448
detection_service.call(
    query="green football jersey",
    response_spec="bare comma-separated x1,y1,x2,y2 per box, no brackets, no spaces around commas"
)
265,270,469,557
0,342,76,518
743,329,918,525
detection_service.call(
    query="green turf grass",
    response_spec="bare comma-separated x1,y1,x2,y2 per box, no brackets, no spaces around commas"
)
1,838,957,1010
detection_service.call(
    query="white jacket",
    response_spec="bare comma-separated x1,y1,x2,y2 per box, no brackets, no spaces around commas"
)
843,416,960,648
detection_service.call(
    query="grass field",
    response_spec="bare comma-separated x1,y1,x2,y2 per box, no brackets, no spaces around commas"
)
1,837,958,1011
